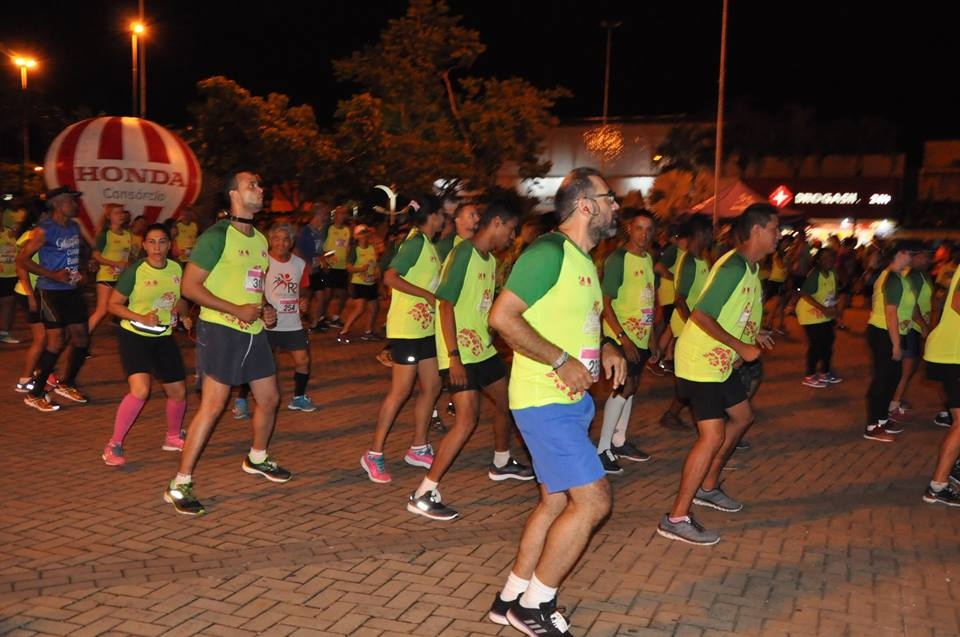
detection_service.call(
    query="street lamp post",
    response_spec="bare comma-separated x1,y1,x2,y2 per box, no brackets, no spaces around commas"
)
131,22,144,117
13,57,37,193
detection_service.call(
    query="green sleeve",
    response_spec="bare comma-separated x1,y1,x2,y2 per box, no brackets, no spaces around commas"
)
695,253,748,319
906,270,923,296
94,230,107,252
601,249,625,298
505,234,565,307
800,270,819,295
347,245,357,266
389,233,425,276
658,244,678,269
676,254,697,298
114,260,141,296
435,235,454,263
883,273,903,306
436,240,472,304
188,221,228,271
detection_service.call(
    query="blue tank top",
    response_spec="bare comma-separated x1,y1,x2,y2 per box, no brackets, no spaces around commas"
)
37,218,81,290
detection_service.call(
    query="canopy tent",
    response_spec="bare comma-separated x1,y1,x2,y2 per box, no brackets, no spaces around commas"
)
689,179,803,221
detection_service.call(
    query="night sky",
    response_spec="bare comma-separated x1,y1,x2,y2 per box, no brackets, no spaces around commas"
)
3,1,958,154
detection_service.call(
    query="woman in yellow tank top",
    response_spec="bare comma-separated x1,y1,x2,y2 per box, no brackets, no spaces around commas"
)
88,204,133,333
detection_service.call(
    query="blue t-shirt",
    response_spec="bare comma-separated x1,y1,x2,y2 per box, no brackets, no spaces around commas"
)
295,225,327,273
37,217,81,290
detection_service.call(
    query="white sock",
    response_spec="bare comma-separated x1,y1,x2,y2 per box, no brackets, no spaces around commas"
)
519,573,557,609
416,478,438,498
931,480,949,492
249,448,267,464
598,395,625,452
172,473,192,487
493,450,511,468
432,408,439,418
612,396,634,447
500,571,529,602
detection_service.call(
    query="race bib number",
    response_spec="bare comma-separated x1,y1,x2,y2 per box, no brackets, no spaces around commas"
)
335,238,348,249
640,307,654,325
245,268,264,293
640,286,654,302
579,347,600,382
277,298,299,314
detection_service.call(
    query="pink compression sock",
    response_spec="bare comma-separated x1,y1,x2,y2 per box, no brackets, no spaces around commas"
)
166,399,187,437
111,394,147,445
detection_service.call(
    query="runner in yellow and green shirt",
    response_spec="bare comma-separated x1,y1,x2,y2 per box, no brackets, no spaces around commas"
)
653,228,688,374
336,224,382,342
658,204,778,547
88,204,133,333
163,171,291,517
922,259,960,506
486,168,626,634
316,205,352,329
797,247,841,388
863,244,925,443
361,195,445,485
891,248,934,417
406,201,531,522
597,209,659,472
103,223,192,467
0,206,21,344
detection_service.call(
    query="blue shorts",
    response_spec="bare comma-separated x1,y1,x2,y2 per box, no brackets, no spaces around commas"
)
512,398,604,493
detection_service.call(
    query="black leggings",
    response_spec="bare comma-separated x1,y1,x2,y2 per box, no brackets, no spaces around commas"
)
804,321,835,375
866,325,902,426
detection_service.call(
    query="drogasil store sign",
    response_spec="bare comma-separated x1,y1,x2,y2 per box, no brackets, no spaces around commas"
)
769,185,893,207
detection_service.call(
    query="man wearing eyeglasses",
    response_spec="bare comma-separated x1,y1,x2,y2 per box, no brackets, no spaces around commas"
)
487,167,626,636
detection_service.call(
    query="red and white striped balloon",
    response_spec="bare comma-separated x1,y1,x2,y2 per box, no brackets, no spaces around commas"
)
43,117,202,238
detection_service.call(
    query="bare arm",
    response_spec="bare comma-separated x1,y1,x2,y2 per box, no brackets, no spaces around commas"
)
654,261,674,281
16,228,69,283
439,299,468,385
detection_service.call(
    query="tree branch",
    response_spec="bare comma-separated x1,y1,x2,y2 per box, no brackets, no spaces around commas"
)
441,69,472,149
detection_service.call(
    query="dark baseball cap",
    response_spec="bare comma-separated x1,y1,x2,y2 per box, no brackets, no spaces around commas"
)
46,185,82,199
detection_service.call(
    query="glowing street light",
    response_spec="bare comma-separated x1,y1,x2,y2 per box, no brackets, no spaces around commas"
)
12,56,38,191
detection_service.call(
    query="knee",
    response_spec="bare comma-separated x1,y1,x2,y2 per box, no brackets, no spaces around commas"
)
259,390,280,411
585,480,613,523
130,386,150,401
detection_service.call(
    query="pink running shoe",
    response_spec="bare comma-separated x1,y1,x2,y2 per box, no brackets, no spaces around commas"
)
102,443,125,466
361,452,392,483
404,444,434,469
162,431,185,452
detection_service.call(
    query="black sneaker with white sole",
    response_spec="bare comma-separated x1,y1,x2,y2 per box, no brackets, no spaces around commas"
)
488,457,535,481
487,593,511,625
611,440,650,462
163,482,206,516
599,449,623,475
407,490,459,521
506,598,573,636
241,456,293,482
922,485,960,507
951,460,960,487
934,411,953,428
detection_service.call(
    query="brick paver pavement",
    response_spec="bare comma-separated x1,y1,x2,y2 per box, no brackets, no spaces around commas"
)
1,305,959,636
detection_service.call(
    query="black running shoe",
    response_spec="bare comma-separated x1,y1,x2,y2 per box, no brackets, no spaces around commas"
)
242,455,293,482
934,411,953,428
922,485,960,507
506,598,573,636
163,482,206,516
487,593,511,625
951,460,960,487
446,401,456,416
612,440,650,462
406,490,459,521
599,449,623,475
429,413,447,433
488,457,535,481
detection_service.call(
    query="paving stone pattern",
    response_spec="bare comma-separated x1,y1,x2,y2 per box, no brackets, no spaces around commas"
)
1,307,959,636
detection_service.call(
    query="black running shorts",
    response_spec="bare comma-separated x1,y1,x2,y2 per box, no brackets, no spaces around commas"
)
118,328,186,383
676,372,748,422
441,354,507,394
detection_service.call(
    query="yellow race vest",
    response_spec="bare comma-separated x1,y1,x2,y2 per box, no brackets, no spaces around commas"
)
197,222,269,334
385,230,440,339
675,250,762,383
510,237,602,409
796,270,837,326
96,229,132,282
924,266,960,364
118,259,183,338
602,249,655,348
324,225,351,270
436,241,497,369
868,270,915,336
670,251,709,336
13,230,38,294
0,230,16,278
350,244,378,286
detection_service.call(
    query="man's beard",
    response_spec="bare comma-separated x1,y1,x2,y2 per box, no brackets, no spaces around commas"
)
588,213,618,242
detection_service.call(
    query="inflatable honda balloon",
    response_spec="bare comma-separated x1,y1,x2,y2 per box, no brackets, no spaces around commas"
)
43,117,202,238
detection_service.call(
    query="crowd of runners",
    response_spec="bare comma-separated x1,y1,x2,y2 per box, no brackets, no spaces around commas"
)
2,166,960,637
